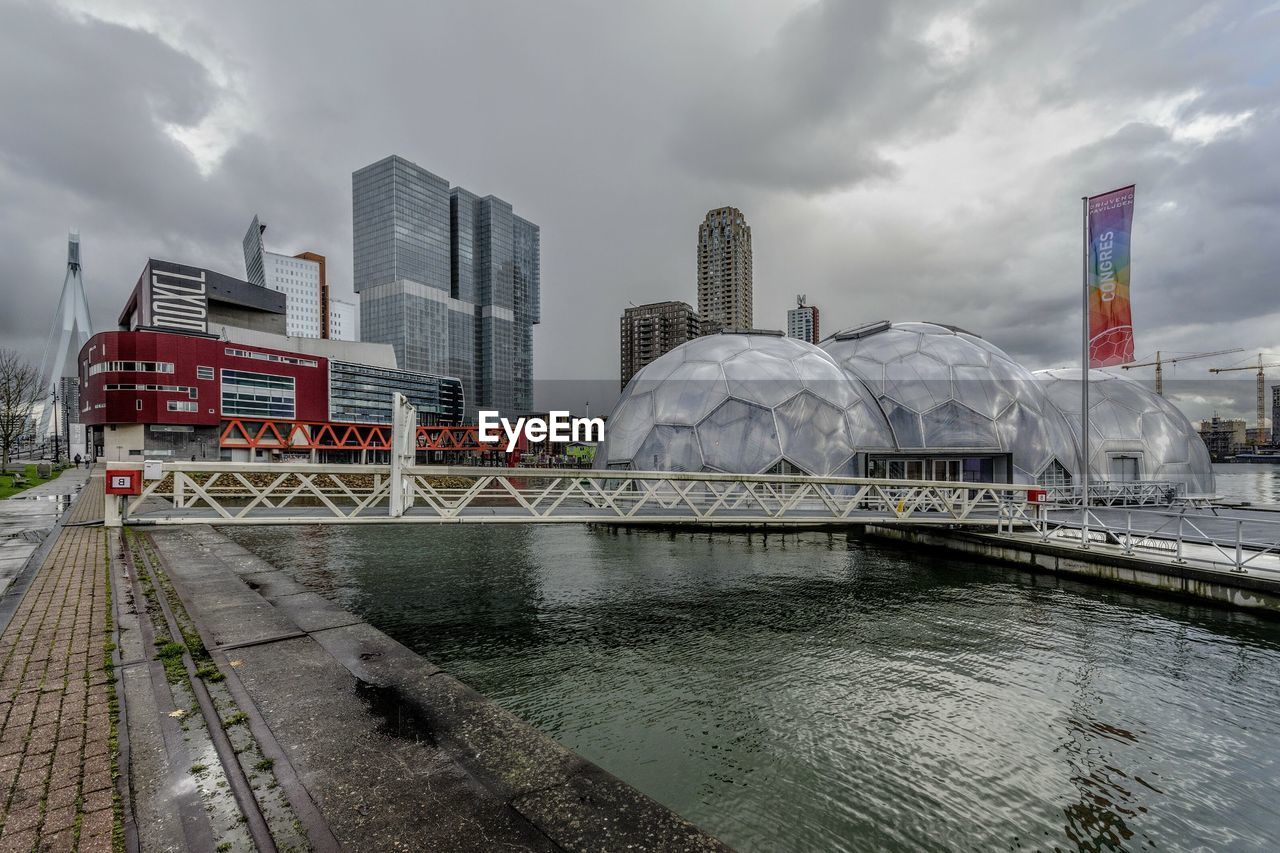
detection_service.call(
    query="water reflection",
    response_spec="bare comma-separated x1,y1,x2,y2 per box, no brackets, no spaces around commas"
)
1213,462,1280,504
225,524,1280,852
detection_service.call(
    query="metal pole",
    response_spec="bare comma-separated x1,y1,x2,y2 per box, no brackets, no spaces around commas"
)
1081,195,1091,549
1235,519,1244,572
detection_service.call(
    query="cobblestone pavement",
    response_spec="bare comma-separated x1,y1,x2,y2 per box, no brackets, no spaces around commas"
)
0,527,117,852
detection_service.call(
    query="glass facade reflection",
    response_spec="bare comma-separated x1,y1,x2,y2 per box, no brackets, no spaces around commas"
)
353,156,539,418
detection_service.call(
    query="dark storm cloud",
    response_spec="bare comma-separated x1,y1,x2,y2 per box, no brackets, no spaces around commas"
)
1,0,1277,423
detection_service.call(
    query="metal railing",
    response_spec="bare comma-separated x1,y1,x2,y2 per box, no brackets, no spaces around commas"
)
1042,480,1188,507
1026,505,1280,573
110,461,1044,528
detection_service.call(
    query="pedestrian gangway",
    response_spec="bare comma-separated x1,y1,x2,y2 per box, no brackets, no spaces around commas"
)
106,461,1047,529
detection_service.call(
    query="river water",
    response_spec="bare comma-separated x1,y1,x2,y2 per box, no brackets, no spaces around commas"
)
225,518,1280,852
1212,462,1280,504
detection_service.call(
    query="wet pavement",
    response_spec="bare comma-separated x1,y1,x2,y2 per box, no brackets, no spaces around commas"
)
0,467,88,598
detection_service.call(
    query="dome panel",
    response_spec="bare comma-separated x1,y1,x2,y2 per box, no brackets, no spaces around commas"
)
922,400,1000,449
603,392,655,462
723,351,800,407
698,398,781,473
776,391,854,476
634,425,703,472
651,361,727,425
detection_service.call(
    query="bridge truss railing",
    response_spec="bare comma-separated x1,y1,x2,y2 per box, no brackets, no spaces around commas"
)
1041,480,1189,507
1026,505,1280,573
113,461,1044,528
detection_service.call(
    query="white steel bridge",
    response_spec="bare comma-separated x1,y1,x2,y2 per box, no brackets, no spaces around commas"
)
106,462,1046,529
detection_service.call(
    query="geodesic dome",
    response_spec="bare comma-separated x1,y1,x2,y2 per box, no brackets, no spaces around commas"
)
596,332,895,475
821,321,1082,485
1033,368,1215,496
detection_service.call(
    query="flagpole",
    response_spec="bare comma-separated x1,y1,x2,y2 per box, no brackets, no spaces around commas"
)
1081,195,1090,547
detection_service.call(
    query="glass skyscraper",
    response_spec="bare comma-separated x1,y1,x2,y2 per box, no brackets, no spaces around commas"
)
353,155,540,417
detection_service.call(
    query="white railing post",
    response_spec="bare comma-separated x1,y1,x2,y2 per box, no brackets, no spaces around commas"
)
1174,516,1185,564
389,393,416,518
1234,519,1245,573
1123,511,1133,555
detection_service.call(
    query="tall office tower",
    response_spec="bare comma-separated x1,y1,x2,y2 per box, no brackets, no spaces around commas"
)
787,295,820,344
697,207,753,334
242,217,350,339
620,301,700,389
354,155,540,416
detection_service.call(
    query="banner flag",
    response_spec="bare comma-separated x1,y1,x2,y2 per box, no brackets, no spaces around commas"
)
1086,185,1136,367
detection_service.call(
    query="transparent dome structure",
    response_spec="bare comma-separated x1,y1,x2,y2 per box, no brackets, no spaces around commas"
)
820,321,1082,485
596,332,895,475
1033,368,1215,496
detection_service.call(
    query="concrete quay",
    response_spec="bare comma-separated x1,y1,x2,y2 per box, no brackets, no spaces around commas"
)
124,524,729,852
4,471,730,851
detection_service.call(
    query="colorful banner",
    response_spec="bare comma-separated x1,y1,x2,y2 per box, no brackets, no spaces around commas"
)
1087,185,1136,367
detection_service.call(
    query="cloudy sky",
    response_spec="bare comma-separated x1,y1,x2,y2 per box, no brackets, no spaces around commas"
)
1,0,1277,418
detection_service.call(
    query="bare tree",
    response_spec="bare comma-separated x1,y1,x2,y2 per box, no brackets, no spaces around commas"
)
0,348,41,468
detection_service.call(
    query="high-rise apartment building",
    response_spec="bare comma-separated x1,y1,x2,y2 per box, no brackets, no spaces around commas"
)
1272,385,1280,446
242,217,356,341
620,301,700,388
353,155,540,416
697,207,752,334
787,295,820,344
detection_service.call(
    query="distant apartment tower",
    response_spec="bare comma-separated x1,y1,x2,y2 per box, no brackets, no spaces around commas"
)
787,295,820,344
242,216,356,340
1272,384,1280,446
353,155,540,416
697,207,752,334
620,301,700,388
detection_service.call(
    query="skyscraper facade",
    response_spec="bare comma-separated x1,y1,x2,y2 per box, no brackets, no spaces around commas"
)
242,217,356,340
620,301,700,388
697,207,753,334
354,155,540,416
787,296,820,344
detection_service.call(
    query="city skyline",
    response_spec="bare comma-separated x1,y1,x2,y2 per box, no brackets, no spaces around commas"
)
2,0,1280,424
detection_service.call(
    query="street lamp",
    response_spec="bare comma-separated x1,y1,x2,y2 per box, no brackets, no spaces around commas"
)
50,390,61,465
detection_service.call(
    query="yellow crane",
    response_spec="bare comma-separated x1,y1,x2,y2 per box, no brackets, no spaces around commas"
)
1119,347,1244,396
1208,354,1280,437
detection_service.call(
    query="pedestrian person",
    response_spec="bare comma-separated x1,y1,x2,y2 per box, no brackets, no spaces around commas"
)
73,452,82,468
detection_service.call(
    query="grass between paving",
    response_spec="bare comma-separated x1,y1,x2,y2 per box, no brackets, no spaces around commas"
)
103,533,126,853
0,463,67,499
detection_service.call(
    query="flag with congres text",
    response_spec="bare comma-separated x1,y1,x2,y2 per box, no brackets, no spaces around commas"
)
1086,185,1136,367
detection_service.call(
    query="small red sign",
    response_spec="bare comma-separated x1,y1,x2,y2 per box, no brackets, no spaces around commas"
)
105,470,142,495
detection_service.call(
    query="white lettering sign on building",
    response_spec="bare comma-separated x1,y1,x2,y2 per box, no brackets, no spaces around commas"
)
149,268,209,333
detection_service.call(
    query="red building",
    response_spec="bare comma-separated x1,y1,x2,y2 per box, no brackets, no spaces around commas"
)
80,330,331,460
81,258,488,463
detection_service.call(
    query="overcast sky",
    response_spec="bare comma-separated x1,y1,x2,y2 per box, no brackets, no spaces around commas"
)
1,0,1277,419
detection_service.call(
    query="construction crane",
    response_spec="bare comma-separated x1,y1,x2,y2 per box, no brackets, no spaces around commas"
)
1208,354,1280,437
1119,348,1244,395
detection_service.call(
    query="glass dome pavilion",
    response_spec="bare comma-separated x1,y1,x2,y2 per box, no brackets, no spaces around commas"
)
820,321,1082,485
1034,368,1215,496
600,323,1210,495
594,331,895,475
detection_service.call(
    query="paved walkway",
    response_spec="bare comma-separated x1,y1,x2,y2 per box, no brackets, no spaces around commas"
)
0,469,90,599
0,526,116,851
